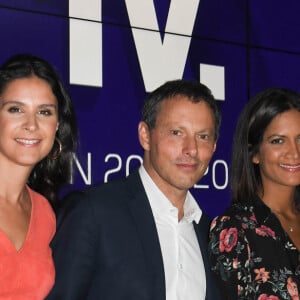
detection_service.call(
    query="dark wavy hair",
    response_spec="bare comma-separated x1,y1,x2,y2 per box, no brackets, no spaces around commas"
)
0,53,78,205
231,88,300,209
142,79,221,140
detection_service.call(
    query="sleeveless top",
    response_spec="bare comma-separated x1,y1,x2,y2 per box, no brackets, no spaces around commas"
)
0,187,56,299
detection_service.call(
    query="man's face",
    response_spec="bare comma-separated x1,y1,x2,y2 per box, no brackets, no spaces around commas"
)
139,95,217,198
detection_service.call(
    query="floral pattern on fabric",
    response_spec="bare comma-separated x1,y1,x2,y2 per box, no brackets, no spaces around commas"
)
209,198,300,300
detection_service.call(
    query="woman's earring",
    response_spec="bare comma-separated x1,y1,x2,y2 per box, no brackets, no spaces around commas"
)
48,137,63,160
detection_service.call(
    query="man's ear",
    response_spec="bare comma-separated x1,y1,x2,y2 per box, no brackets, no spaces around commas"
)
213,141,217,153
138,121,150,151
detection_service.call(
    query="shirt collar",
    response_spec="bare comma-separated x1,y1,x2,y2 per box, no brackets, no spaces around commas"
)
234,196,276,227
252,196,274,225
139,165,202,223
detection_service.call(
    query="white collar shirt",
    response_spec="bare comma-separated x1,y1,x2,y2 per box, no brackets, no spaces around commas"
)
139,166,206,300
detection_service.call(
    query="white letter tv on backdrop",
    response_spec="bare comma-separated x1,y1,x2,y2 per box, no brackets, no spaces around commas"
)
69,0,102,87
125,0,200,91
68,0,225,100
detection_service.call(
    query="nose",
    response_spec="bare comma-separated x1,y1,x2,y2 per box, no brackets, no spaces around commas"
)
286,140,300,159
23,114,38,131
183,136,198,157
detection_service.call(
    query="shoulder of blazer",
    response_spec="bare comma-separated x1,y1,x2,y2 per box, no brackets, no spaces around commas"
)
55,169,144,224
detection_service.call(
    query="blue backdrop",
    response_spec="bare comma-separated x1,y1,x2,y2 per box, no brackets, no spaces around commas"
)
1,0,299,217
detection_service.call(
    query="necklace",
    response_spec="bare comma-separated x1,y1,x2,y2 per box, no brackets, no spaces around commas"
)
271,210,296,233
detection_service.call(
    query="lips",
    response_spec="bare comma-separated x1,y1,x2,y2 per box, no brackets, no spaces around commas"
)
179,163,197,167
279,163,300,171
176,162,200,172
15,138,40,145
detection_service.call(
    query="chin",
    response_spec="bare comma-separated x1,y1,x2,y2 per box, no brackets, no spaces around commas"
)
16,157,44,167
176,180,196,190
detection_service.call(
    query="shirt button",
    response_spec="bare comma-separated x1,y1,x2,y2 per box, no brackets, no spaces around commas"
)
178,263,183,270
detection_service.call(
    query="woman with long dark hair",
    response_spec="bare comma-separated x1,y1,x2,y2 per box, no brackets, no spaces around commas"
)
0,53,77,299
209,88,300,299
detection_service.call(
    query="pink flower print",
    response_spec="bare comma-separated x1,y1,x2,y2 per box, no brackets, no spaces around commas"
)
245,243,251,268
220,216,230,222
237,284,243,296
219,227,238,252
287,277,299,300
254,268,270,283
210,218,217,231
250,213,257,221
258,294,279,300
246,243,250,257
232,258,239,269
255,225,275,237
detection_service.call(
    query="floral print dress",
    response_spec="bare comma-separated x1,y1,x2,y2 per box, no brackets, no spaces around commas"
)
209,197,300,300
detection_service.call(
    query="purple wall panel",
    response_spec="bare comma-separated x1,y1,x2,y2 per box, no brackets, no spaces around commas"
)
0,1,299,217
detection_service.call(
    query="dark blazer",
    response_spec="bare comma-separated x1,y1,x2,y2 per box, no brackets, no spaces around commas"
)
46,170,220,299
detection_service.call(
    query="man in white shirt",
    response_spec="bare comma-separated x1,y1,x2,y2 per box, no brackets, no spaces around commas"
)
47,80,221,300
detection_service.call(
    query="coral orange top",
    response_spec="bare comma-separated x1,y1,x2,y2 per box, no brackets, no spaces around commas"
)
0,187,56,300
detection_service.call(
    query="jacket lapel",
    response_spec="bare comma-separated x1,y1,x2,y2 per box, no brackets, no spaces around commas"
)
194,214,221,299
124,170,166,300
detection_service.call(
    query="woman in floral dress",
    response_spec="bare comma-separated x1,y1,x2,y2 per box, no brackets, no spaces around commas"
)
209,88,300,299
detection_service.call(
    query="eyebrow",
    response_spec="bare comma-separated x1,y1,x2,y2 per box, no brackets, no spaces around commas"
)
1,100,57,109
266,134,285,139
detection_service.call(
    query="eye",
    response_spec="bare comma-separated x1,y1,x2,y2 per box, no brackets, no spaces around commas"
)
197,133,213,141
198,134,209,140
270,138,283,144
8,106,22,113
171,130,182,136
38,109,53,116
